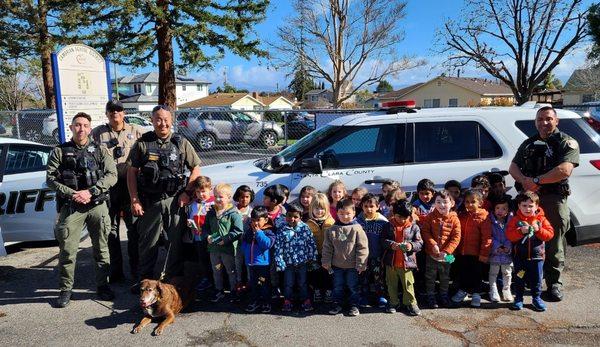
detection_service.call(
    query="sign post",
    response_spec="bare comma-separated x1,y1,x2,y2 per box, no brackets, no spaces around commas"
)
51,44,111,143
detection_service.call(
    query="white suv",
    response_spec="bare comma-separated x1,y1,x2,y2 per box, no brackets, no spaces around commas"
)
200,106,600,246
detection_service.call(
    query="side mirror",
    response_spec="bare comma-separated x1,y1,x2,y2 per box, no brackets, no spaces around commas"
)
299,158,322,174
271,155,285,170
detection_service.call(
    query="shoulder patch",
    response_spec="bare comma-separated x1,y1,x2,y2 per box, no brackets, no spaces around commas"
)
566,139,579,150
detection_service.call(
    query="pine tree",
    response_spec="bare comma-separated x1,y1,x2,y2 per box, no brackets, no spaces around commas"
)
375,80,393,93
288,67,316,101
81,0,269,109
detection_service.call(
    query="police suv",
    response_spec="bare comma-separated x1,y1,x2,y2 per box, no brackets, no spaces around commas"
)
201,106,600,246
0,138,57,255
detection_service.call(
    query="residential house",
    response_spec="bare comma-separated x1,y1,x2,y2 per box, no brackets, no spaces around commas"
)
379,76,514,108
562,69,600,105
529,89,563,105
114,72,211,111
367,83,424,108
178,92,266,119
260,95,296,110
304,81,356,108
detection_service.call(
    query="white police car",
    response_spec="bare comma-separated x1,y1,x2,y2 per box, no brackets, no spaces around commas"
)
201,106,600,246
0,138,58,255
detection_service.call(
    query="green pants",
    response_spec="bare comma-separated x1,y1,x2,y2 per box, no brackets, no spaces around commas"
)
54,202,111,291
540,193,569,289
425,255,451,295
386,266,417,306
137,196,185,280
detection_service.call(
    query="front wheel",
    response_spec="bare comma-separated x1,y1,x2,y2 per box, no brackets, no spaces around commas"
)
197,133,216,151
260,131,278,148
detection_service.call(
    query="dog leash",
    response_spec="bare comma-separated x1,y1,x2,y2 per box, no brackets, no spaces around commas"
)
159,240,172,282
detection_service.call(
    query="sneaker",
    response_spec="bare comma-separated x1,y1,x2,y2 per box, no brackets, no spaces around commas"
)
196,278,212,292
56,290,72,308
377,296,388,308
385,304,396,313
301,299,314,312
406,303,421,316
501,288,513,302
97,285,115,301
210,291,226,303
245,302,259,313
547,286,563,302
314,289,323,303
511,299,524,311
261,303,271,313
438,293,450,308
324,290,333,303
426,294,438,309
282,299,293,312
489,285,500,303
471,293,481,307
328,304,343,315
348,305,360,317
532,297,547,312
451,289,468,303
271,288,282,299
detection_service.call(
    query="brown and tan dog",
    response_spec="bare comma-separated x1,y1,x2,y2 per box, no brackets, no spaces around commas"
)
132,278,194,336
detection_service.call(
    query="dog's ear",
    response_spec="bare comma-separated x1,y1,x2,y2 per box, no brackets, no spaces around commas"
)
156,281,165,299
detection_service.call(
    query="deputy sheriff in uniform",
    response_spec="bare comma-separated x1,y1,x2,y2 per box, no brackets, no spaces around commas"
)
509,106,579,302
91,100,144,282
127,105,201,285
46,112,118,308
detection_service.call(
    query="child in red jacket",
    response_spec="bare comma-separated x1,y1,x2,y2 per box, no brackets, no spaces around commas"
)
452,189,491,307
506,191,554,312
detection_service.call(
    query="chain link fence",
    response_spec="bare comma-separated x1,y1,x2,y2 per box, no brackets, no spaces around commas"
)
1,104,597,166
0,108,370,166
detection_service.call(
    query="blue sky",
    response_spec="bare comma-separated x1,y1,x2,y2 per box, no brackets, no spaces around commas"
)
117,0,595,92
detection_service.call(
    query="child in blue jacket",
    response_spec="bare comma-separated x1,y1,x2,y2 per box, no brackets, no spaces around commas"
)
242,206,276,313
274,204,318,312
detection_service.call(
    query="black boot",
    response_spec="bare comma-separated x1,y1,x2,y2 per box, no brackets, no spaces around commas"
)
56,290,72,308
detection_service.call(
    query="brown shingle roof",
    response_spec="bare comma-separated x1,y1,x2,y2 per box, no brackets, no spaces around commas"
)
179,93,264,108
379,83,424,100
439,76,513,96
260,96,294,106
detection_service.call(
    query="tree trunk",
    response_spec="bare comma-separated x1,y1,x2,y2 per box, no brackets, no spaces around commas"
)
38,1,54,109
156,0,176,109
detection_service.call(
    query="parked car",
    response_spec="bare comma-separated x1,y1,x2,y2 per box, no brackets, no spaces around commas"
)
284,111,316,140
0,138,87,255
201,106,600,246
12,109,54,143
177,109,284,150
578,102,600,133
43,113,154,142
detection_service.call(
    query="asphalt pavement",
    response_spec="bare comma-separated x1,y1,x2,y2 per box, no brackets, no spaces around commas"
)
1,240,600,346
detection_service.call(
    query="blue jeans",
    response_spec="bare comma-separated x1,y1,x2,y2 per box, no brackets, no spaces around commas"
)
513,258,543,301
333,267,360,306
248,265,271,304
283,263,308,301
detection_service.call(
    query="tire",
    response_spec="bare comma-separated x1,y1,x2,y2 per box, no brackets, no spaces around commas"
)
260,131,278,148
24,129,42,143
197,132,216,151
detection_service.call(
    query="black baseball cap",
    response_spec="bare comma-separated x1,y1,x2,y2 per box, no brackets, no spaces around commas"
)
106,99,124,112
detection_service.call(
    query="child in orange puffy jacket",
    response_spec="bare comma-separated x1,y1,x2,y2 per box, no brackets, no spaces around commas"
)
452,189,491,307
506,191,554,312
420,190,461,309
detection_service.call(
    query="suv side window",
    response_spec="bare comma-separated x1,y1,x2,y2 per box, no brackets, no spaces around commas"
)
307,125,397,169
211,112,232,121
5,144,51,175
413,121,501,162
515,119,600,154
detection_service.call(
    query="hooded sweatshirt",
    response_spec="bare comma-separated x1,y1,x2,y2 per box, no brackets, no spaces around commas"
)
322,221,369,271
356,212,389,259
203,205,244,255
241,222,276,266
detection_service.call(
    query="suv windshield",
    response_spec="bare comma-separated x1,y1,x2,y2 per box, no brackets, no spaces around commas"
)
277,125,338,162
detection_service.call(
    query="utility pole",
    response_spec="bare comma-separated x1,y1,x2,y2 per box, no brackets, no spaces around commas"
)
114,62,119,100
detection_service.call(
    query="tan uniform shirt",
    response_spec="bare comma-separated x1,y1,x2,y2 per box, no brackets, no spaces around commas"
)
91,123,144,178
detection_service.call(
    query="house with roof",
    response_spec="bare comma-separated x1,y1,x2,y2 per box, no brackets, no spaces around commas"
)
562,69,600,104
260,95,296,110
114,72,211,111
377,76,514,108
304,81,356,108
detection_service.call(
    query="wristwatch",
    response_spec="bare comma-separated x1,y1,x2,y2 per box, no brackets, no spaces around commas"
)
89,187,100,196
533,177,540,185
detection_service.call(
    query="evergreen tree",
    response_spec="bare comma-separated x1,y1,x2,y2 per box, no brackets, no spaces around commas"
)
375,80,393,93
288,67,316,101
80,0,269,109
